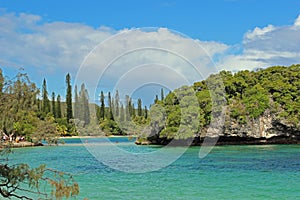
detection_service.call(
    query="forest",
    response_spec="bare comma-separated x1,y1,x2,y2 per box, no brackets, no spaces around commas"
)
1,64,300,144
0,64,300,199
141,64,300,142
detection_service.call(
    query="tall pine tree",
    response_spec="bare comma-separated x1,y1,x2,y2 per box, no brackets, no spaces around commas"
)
56,95,62,118
144,105,148,119
114,90,120,117
51,92,56,118
107,92,113,120
161,88,164,101
100,91,105,120
66,73,73,122
125,95,131,121
120,104,125,122
79,83,90,125
74,85,79,119
137,98,142,116
42,78,50,114
154,95,159,104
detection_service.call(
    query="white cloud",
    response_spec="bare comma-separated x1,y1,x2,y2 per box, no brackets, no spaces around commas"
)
219,14,300,71
1,10,300,96
0,12,113,73
294,15,300,26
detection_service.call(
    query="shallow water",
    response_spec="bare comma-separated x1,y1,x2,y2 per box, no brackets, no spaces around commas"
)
9,138,300,199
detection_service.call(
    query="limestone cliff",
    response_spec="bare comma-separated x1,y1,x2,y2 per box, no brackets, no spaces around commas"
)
139,109,300,146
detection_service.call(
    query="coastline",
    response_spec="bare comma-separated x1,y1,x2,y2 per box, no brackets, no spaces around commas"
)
59,135,136,139
0,141,43,148
136,135,300,146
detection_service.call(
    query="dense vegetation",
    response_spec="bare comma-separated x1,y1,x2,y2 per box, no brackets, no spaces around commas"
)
139,64,300,141
95,91,150,136
0,69,79,199
0,64,299,198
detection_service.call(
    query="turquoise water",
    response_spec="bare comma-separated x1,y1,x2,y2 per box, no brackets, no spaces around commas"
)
9,138,300,199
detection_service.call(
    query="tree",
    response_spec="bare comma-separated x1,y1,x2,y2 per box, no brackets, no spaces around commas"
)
161,88,164,101
0,69,79,199
0,68,4,95
125,95,131,121
132,103,136,117
74,85,79,119
51,92,56,118
120,104,125,122
0,150,79,199
42,79,50,114
65,73,72,122
56,95,62,118
243,83,269,119
107,92,113,120
144,106,148,119
0,71,39,137
114,90,120,117
100,91,105,120
137,98,142,116
154,95,159,104
79,83,90,125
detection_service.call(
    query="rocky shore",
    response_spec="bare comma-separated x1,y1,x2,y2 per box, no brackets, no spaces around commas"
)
136,109,300,146
0,141,43,148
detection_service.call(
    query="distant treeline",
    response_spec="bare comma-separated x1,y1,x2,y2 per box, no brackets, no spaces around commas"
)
1,64,299,142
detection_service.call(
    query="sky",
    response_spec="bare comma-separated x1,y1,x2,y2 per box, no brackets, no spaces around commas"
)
1,0,300,105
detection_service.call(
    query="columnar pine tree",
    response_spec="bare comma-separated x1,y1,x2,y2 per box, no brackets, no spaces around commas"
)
144,105,148,119
161,88,164,101
66,73,73,122
132,103,135,117
51,92,56,118
42,78,50,114
79,83,90,125
74,85,79,119
96,104,101,121
154,95,159,104
111,98,115,119
120,104,125,122
114,90,120,117
137,98,142,116
125,95,131,121
37,98,42,113
107,92,114,120
56,95,62,118
100,91,105,120
0,69,3,95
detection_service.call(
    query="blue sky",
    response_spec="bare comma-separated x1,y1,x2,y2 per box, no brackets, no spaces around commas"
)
1,0,300,105
2,0,300,43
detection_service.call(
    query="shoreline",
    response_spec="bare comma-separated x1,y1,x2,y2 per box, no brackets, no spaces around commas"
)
136,135,300,146
59,135,136,139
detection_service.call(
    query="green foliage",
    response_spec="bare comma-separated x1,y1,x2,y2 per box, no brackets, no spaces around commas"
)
137,98,142,116
143,64,300,140
99,119,123,135
65,73,73,122
243,84,269,119
100,91,105,120
0,155,79,199
0,69,79,199
74,83,90,126
56,95,62,118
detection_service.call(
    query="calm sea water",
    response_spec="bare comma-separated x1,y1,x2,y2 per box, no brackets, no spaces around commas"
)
9,137,300,200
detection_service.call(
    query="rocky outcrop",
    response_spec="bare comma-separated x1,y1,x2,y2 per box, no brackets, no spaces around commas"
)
138,109,300,146
222,109,300,140
0,141,43,148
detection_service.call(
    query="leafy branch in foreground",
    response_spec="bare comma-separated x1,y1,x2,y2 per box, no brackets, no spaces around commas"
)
0,159,79,199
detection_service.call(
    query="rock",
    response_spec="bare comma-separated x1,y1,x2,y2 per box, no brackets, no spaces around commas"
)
140,108,300,146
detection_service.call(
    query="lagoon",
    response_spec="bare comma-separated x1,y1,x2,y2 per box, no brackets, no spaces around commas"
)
10,138,300,199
